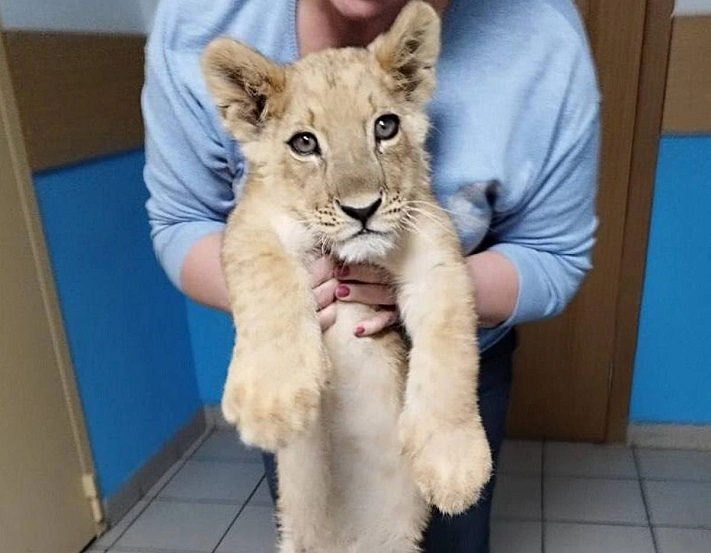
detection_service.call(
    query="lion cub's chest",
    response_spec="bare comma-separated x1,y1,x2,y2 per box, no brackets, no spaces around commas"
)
321,302,423,542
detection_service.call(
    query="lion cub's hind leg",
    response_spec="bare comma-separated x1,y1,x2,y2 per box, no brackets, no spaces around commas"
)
323,303,429,552
276,415,334,553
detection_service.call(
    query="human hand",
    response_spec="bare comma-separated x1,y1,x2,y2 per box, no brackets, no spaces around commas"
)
309,256,339,331
333,264,399,337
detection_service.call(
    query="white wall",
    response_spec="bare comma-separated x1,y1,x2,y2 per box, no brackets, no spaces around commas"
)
675,0,711,15
0,0,159,34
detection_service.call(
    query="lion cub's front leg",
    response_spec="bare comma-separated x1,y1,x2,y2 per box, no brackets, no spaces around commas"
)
221,207,329,452
389,201,492,516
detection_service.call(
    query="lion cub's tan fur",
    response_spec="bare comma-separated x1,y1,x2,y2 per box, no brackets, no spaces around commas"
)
202,3,492,551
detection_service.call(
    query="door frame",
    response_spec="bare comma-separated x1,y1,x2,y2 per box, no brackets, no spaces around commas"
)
605,0,674,441
0,23,103,525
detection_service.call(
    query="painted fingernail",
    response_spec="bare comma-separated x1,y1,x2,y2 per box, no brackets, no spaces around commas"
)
336,285,350,298
335,265,350,278
355,326,365,337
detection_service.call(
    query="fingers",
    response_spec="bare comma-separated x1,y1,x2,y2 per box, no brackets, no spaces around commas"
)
309,256,336,288
334,262,395,306
318,302,337,332
354,308,399,337
335,263,390,285
310,256,338,314
314,278,339,310
315,258,399,335
335,282,396,306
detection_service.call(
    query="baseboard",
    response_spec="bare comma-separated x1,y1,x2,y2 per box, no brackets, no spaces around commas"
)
627,423,711,450
205,404,232,430
103,409,208,524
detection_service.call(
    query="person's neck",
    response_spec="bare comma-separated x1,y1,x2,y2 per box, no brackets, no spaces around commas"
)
297,0,449,55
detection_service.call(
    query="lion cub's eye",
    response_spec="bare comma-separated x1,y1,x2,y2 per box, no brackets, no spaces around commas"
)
374,114,400,141
288,132,320,156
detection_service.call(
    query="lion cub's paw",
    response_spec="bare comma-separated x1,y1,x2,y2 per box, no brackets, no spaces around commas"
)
400,413,493,516
221,357,326,452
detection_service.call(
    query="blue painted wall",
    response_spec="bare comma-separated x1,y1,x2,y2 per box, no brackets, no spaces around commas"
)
630,135,711,424
185,299,233,404
34,150,200,498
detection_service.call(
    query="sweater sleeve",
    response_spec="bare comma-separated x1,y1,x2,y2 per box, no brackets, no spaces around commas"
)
142,15,241,290
490,55,601,327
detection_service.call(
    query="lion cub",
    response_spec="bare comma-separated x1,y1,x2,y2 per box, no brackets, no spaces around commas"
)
201,2,491,551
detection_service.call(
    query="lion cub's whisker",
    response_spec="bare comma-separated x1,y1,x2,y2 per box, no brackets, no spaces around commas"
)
404,205,457,238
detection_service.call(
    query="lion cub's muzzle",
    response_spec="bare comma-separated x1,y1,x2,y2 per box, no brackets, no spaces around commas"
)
326,192,403,263
337,196,382,226
335,192,392,238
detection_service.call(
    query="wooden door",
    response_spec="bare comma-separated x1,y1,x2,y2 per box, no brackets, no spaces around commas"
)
506,0,673,441
0,31,100,553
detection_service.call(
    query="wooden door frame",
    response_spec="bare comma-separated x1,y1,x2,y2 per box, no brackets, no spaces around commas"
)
0,24,103,526
605,0,675,441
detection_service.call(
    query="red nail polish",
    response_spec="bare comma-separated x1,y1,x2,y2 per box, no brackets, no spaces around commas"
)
355,326,365,337
336,285,350,298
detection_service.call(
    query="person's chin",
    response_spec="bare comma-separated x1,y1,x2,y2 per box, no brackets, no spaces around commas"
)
328,0,405,21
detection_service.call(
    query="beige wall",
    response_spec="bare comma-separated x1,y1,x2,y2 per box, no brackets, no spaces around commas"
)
675,0,711,15
663,13,711,133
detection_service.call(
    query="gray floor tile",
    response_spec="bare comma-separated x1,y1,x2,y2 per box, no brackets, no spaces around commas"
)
490,520,542,553
545,523,655,553
94,500,150,548
192,430,263,463
644,481,711,528
216,506,278,553
655,527,711,553
108,550,172,553
492,474,542,520
545,442,637,479
498,440,542,476
144,458,186,498
158,460,264,503
637,449,711,482
545,477,647,525
248,479,274,507
108,550,166,553
114,501,238,552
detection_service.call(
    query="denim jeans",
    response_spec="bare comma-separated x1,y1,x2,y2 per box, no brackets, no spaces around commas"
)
262,330,516,553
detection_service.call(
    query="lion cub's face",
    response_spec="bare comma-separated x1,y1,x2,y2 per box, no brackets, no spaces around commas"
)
203,1,440,262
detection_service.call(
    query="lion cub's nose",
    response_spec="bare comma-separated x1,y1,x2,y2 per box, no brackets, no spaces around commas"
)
338,197,382,225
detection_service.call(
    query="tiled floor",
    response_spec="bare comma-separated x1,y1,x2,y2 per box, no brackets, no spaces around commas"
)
87,431,711,553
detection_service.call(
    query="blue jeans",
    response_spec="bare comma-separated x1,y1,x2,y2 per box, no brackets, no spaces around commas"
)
262,330,516,553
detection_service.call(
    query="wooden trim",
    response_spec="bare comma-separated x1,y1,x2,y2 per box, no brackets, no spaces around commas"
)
605,0,674,442
662,15,711,133
0,28,102,530
575,0,593,22
2,31,145,171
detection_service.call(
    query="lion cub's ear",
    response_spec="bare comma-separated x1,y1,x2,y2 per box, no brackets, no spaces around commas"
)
202,38,286,141
368,0,441,105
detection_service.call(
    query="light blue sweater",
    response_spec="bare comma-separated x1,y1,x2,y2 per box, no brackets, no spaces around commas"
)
142,0,600,351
